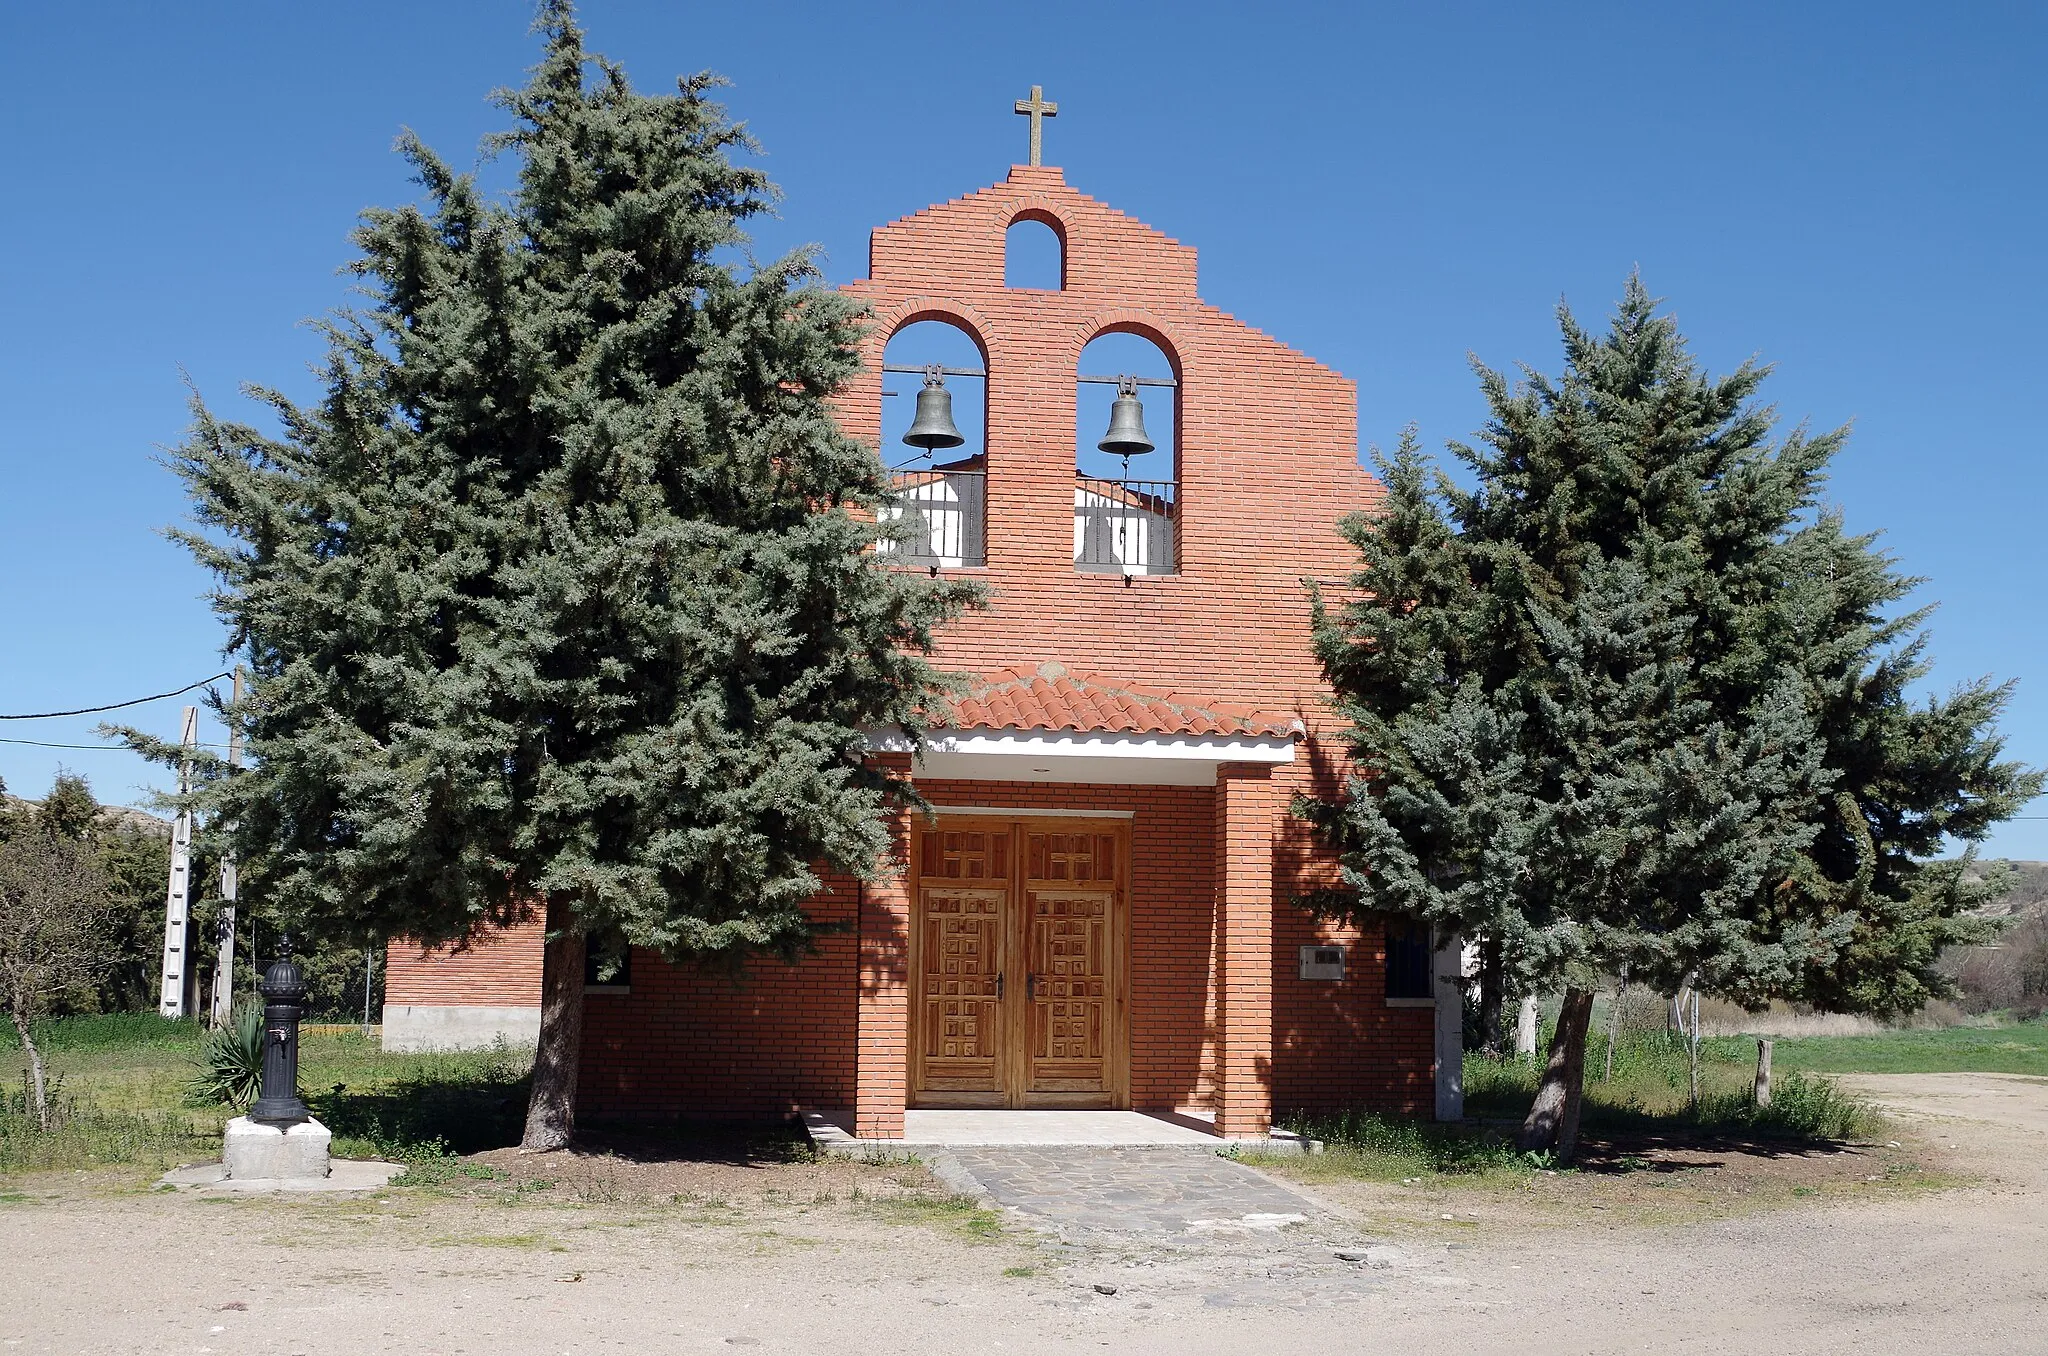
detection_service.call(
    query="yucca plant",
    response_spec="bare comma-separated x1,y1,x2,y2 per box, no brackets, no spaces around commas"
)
191,1001,267,1111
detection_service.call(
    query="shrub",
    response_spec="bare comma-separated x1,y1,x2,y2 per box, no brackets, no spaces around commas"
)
1695,1072,1874,1141
191,1002,266,1111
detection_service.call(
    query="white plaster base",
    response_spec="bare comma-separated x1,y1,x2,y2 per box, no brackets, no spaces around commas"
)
223,1116,331,1181
380,1003,541,1052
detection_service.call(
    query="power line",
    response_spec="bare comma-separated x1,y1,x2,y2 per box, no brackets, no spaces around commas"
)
0,673,233,721
0,736,234,753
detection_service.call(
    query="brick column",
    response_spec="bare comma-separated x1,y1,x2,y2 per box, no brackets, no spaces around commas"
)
854,754,915,1139
1215,762,1277,1138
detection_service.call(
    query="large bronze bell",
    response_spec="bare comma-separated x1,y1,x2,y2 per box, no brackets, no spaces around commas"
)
902,366,966,450
1097,376,1155,457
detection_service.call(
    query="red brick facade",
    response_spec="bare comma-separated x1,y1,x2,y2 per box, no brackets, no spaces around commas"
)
384,917,544,1009
385,164,1441,1133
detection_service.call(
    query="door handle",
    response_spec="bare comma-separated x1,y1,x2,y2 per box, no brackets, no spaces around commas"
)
996,971,1004,999
1027,973,1037,999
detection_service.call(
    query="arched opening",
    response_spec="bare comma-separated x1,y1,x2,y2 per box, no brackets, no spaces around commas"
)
878,318,988,569
1005,215,1064,291
1074,331,1178,576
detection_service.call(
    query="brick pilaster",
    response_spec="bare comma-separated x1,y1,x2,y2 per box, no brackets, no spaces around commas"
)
854,754,915,1138
1215,762,1277,1137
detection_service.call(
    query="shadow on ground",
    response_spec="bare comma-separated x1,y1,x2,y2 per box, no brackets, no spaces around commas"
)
1573,1132,1869,1174
307,1067,530,1156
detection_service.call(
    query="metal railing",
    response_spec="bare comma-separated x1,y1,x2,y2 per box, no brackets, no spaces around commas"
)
879,468,986,568
1075,477,1177,576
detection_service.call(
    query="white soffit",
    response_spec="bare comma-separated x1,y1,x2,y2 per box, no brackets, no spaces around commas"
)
867,729,1296,787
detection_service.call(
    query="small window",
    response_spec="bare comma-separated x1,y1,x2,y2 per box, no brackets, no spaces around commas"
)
1384,918,1432,1000
1005,216,1063,290
584,933,632,990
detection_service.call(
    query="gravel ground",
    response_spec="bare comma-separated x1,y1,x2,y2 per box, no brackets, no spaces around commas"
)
1,1073,2044,1355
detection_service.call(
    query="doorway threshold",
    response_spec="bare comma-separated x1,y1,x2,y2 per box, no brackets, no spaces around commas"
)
802,1108,1310,1154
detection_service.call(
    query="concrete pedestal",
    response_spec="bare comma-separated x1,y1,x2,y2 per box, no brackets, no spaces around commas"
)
223,1115,332,1181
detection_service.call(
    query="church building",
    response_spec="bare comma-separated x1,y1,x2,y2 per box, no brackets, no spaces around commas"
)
382,97,1463,1142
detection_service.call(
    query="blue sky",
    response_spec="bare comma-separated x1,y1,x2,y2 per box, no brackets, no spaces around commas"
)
2,3,2044,853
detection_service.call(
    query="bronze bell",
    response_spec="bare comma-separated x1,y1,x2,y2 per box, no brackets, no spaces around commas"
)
902,366,966,450
1097,376,1155,457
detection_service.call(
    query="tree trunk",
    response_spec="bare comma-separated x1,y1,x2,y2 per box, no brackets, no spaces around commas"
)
1476,934,1505,1059
1514,995,1539,1062
11,1007,49,1132
1516,987,1595,1162
519,895,587,1153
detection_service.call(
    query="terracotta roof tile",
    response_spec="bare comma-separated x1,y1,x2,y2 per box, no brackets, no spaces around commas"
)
941,661,1302,740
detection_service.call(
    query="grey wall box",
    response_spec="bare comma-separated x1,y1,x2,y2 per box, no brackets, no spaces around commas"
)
1298,944,1346,981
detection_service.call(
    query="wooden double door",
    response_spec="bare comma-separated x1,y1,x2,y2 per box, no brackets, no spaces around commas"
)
911,817,1128,1109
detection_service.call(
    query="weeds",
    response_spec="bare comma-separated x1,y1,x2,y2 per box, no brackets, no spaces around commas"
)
1,1075,211,1175
1280,1109,1533,1180
1466,1029,1875,1141
866,1193,1003,1240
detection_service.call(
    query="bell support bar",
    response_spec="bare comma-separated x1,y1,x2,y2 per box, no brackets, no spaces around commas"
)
877,363,1175,388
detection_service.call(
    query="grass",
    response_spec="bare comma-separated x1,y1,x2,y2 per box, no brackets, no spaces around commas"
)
1765,1018,2048,1077
864,1193,1004,1241
1463,1030,1877,1141
0,1014,536,1178
1273,1028,1887,1187
430,1233,563,1250
1273,1108,1541,1184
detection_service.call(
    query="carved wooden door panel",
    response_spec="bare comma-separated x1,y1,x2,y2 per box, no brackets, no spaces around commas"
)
913,828,1010,1105
1022,831,1119,1102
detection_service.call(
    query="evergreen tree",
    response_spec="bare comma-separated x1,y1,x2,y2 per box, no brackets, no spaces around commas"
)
1304,280,2038,1158
36,771,101,843
123,4,977,1148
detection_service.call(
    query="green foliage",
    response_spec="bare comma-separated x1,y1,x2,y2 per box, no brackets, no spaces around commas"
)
1277,1109,1533,1178
1768,1018,2048,1076
190,1001,265,1110
1,1012,199,1053
90,824,174,1014
1695,1072,1874,1141
309,1047,530,1158
0,772,170,1017
1465,1032,1874,1141
35,773,99,842
117,1,978,969
1303,278,2040,1018
1,1075,210,1176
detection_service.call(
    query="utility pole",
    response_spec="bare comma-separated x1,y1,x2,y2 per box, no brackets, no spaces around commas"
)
209,669,245,1028
157,705,199,1019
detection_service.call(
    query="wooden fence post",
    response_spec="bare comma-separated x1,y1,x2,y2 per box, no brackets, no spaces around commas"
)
1754,1037,1775,1108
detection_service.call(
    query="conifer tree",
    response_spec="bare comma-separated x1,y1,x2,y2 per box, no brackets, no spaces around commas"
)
1304,280,2038,1158
127,4,976,1148
36,772,100,843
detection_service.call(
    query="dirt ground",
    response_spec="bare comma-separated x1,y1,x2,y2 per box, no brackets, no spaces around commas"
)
3,1073,2046,1355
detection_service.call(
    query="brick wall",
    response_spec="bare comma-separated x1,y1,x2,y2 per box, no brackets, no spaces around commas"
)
384,917,544,1008
576,771,1433,1123
839,164,1382,713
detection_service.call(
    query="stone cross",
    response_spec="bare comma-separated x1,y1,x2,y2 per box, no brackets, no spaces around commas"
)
1013,85,1058,167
